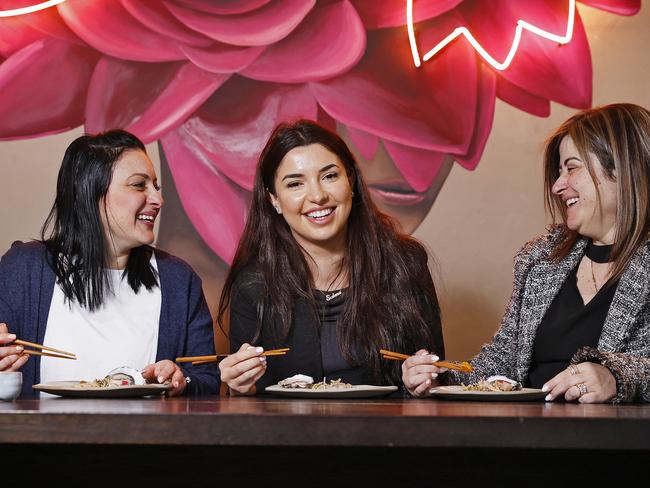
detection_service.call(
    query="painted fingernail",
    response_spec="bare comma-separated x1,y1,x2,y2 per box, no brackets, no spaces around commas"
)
431,355,439,362
8,334,15,340
425,379,431,385
256,347,263,353
545,394,552,401
15,346,23,352
259,357,266,363
158,376,164,383
431,373,438,379
429,388,436,394
542,384,549,392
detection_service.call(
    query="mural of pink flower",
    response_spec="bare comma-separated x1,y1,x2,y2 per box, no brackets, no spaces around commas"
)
0,0,641,263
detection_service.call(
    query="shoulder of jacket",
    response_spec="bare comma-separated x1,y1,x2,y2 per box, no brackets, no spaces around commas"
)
1,240,48,266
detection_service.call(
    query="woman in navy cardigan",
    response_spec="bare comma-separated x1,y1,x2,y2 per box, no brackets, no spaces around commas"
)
0,130,219,397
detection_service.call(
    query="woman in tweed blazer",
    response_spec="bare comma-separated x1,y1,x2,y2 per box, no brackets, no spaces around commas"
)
403,103,650,403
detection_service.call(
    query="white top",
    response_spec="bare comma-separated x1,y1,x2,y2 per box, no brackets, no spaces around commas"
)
40,255,161,386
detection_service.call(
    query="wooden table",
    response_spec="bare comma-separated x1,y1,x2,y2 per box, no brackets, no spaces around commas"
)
2,396,649,482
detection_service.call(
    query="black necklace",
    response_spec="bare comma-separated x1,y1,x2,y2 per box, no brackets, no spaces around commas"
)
585,241,613,264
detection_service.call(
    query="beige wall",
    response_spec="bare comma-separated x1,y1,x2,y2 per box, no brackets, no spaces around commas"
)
1,5,648,359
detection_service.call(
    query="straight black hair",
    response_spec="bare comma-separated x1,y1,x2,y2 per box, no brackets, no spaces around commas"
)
41,130,158,311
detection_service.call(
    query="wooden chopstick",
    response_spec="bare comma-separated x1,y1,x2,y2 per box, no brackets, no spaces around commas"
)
177,348,290,364
380,349,473,373
15,339,76,358
20,350,77,360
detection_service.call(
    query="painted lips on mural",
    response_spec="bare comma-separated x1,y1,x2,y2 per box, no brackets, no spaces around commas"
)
0,0,641,262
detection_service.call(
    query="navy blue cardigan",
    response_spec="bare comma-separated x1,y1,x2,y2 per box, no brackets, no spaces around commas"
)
0,241,220,397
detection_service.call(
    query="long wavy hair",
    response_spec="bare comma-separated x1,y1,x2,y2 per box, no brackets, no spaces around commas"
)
41,130,158,311
218,120,441,384
543,103,650,282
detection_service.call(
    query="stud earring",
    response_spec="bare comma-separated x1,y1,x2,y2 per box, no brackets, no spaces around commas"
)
274,205,281,214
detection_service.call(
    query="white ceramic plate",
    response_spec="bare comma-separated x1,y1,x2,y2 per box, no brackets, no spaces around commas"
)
265,384,398,399
429,385,546,402
33,381,170,398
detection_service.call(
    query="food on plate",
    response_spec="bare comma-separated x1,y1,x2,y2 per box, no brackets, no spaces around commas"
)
310,378,352,390
278,374,315,388
278,375,352,390
73,366,147,388
462,375,522,392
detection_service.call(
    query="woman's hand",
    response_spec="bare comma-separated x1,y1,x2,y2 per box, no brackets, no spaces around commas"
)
219,343,267,396
0,323,29,372
141,359,187,397
401,349,448,397
543,362,617,403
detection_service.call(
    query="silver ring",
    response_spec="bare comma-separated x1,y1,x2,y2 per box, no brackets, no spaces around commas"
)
568,364,580,375
576,383,588,396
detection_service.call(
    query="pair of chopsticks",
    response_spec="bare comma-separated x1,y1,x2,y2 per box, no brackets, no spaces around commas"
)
380,349,473,373
176,348,290,366
14,339,76,361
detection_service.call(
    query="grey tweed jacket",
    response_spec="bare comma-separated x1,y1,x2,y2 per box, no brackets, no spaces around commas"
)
446,226,650,402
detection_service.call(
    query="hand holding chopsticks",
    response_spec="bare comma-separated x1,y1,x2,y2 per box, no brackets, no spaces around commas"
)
1,323,76,372
380,349,472,373
211,343,289,396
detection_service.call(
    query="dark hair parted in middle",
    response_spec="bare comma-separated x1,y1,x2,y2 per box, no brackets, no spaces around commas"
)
41,129,158,311
218,120,441,385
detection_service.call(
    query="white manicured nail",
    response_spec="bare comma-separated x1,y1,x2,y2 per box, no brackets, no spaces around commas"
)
431,373,438,379
256,347,263,353
545,394,552,401
542,384,549,392
431,355,439,362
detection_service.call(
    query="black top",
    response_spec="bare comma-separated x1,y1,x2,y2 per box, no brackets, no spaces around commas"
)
527,242,617,388
228,267,444,392
313,288,365,384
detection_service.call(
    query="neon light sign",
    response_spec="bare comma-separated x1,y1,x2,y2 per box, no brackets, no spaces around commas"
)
407,0,576,71
0,0,66,18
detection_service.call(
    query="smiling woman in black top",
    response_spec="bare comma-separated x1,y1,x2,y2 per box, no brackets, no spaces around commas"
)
217,120,443,395
404,103,650,403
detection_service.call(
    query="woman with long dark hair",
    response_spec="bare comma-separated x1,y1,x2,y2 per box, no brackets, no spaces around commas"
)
217,120,444,395
404,103,650,403
0,130,218,397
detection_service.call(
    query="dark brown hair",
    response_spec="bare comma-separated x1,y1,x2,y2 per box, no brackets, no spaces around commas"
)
543,103,650,281
218,120,441,384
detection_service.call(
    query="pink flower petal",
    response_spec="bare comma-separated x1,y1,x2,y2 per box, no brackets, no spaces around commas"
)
180,43,265,73
161,127,250,264
496,76,550,117
383,141,447,193
0,16,45,57
86,58,227,142
311,12,481,155
350,0,462,28
457,0,592,109
170,0,272,15
120,0,213,47
164,0,315,46
58,0,185,61
345,125,378,161
241,0,365,83
0,38,98,139
181,76,318,190
578,0,641,15
454,65,497,170
5,4,80,46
